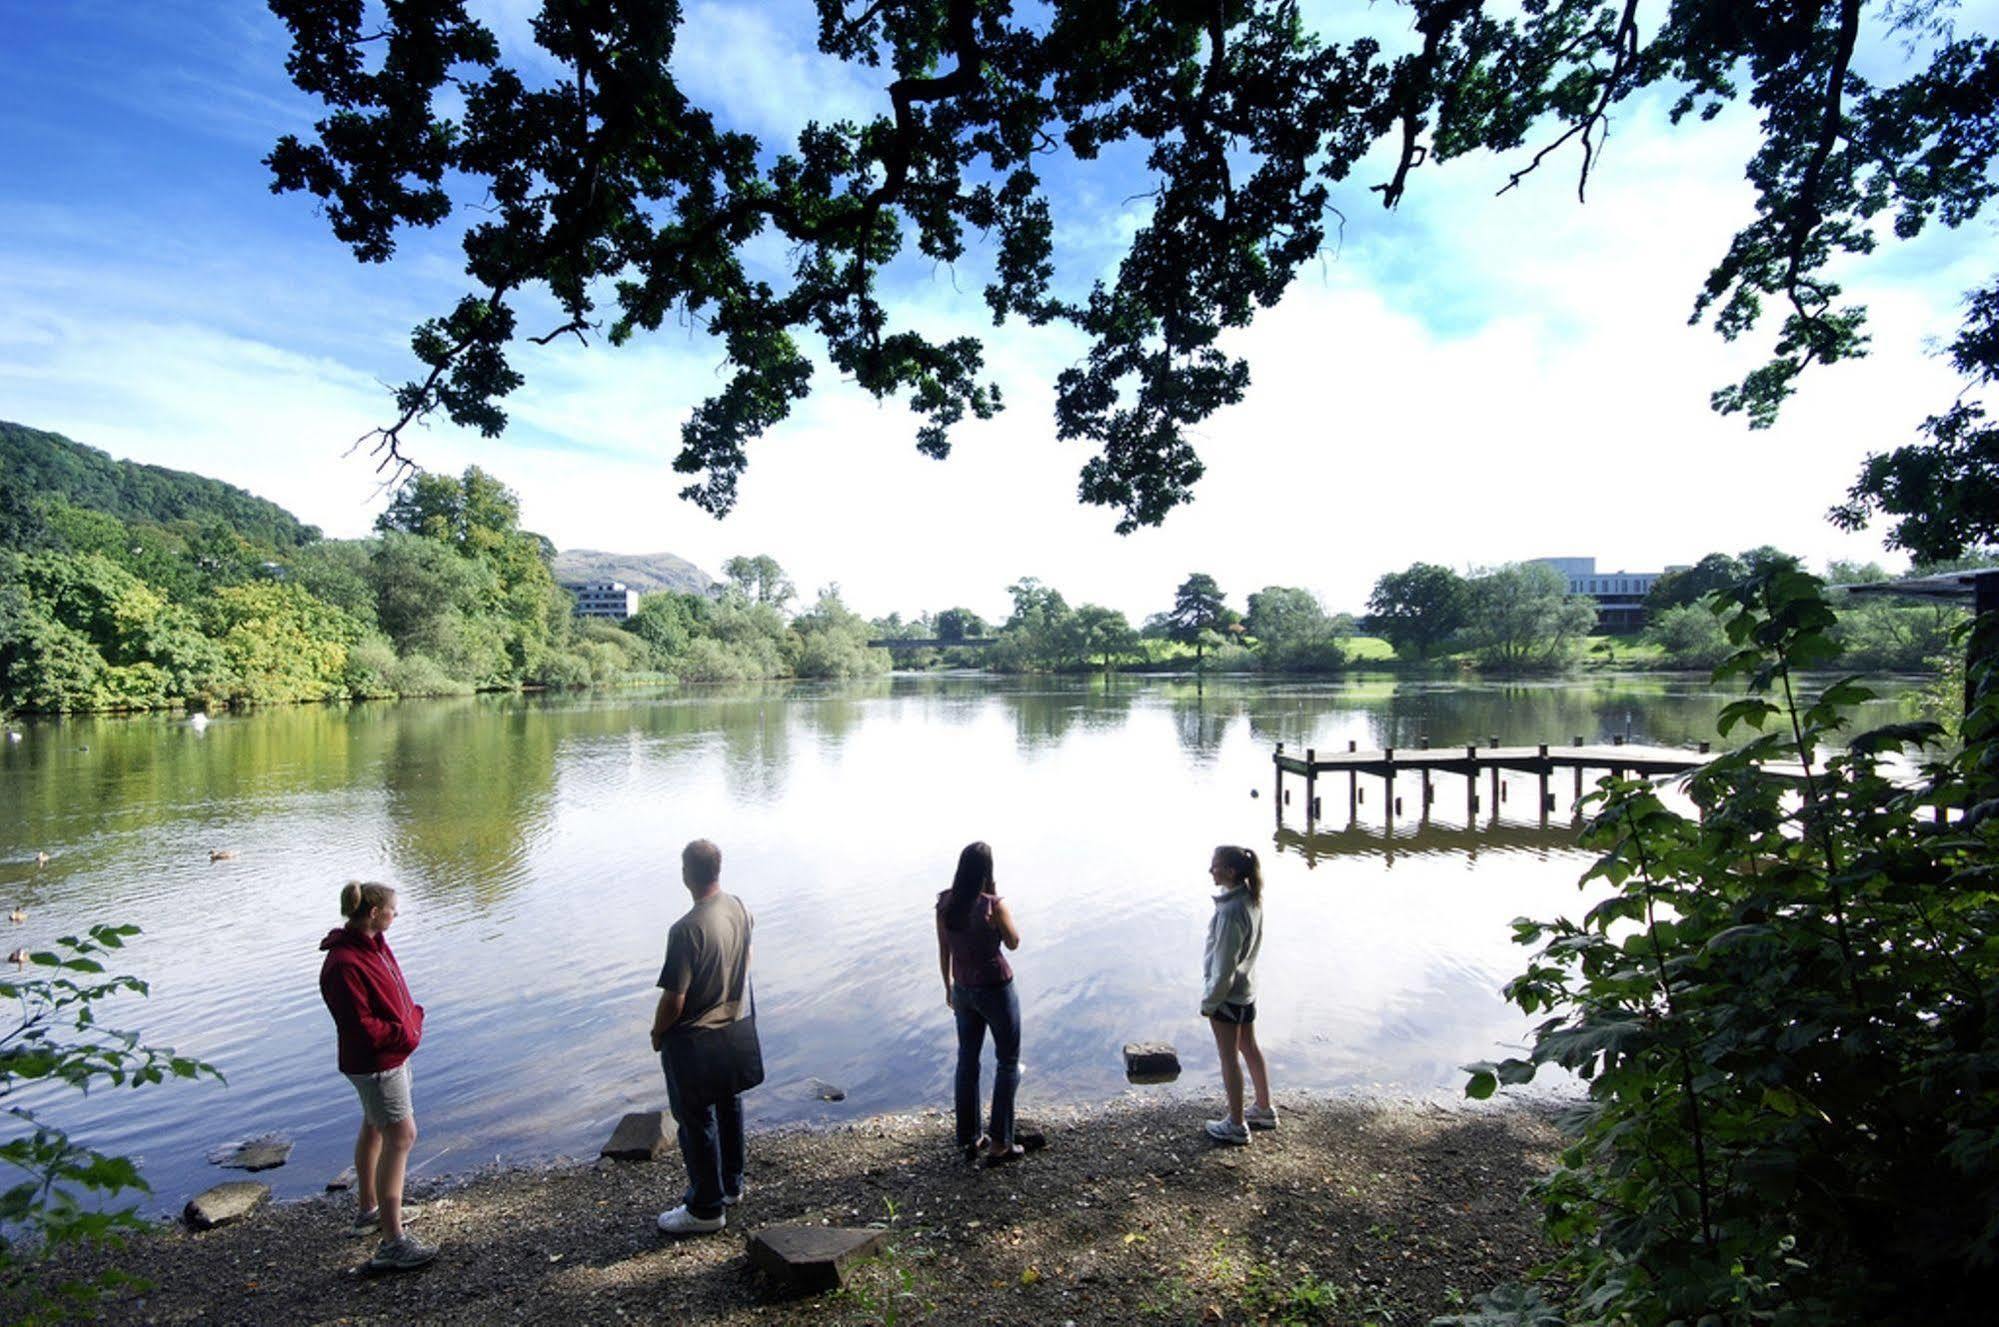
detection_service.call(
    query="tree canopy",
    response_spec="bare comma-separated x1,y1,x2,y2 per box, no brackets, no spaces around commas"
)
268,1,1999,546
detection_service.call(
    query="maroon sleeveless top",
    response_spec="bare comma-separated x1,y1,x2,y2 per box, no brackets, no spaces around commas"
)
936,890,1012,988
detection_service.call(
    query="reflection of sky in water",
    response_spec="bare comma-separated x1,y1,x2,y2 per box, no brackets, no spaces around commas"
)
0,675,1919,1212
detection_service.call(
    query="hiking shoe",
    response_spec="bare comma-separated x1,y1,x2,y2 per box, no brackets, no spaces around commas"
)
365,1234,438,1273
1245,1104,1280,1131
656,1204,726,1235
722,1182,747,1207
349,1203,422,1235
1205,1117,1251,1146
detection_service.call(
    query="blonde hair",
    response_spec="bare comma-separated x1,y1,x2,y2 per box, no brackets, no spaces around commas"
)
339,881,397,924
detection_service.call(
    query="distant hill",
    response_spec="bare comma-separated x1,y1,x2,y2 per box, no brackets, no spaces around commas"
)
552,548,717,596
0,420,318,548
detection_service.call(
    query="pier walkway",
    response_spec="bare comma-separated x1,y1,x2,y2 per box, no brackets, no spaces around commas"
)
1272,736,1715,831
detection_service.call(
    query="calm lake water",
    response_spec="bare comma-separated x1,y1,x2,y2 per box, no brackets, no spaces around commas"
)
0,673,1919,1213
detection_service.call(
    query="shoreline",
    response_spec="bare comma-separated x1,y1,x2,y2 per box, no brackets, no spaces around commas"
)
46,1092,1566,1326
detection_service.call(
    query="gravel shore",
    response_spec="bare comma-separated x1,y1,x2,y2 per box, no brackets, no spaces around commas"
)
50,1095,1563,1325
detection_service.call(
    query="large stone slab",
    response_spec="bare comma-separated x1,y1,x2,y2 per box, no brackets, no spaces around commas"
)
184,1181,270,1230
1123,1041,1181,1083
748,1225,889,1293
601,1110,672,1161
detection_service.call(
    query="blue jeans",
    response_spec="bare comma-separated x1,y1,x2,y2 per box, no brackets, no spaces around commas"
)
660,1053,745,1220
953,980,1020,1148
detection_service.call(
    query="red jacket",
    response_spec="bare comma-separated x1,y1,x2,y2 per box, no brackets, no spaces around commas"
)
318,927,424,1074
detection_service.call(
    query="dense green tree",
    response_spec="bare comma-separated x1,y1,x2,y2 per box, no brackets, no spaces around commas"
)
0,457,49,551
1647,601,1734,671
722,554,796,609
1245,584,1348,672
1462,562,1598,672
205,581,363,703
625,590,701,666
1167,573,1234,668
1367,562,1471,660
287,538,382,628
378,467,565,680
791,586,891,678
1646,552,1745,614
935,607,988,643
1073,603,1140,672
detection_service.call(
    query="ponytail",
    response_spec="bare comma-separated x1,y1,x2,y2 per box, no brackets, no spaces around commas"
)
340,881,396,925
1214,845,1262,903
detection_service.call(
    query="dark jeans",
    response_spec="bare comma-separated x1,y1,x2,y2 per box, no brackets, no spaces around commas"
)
661,1053,745,1219
953,980,1020,1148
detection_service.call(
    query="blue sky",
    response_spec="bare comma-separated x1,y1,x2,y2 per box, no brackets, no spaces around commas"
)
2,1,1995,620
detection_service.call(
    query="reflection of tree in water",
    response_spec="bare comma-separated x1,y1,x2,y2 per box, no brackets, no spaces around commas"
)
1001,687,1082,751
385,696,557,905
1167,683,1241,766
1371,679,1808,752
1076,675,1136,733
794,677,892,754
710,689,792,805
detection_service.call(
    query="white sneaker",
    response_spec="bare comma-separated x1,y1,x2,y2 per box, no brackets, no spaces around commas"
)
722,1182,746,1207
1205,1117,1251,1146
1244,1104,1280,1131
656,1205,726,1235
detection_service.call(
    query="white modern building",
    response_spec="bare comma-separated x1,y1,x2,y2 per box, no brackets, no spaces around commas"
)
1534,557,1680,632
565,580,640,621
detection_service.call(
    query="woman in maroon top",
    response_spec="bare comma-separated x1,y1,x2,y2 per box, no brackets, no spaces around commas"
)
318,882,436,1271
935,841,1023,1164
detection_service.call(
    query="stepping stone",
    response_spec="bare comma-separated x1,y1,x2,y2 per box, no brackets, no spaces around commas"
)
206,1135,292,1171
1123,1041,1181,1083
747,1225,889,1292
184,1181,270,1230
601,1110,672,1161
808,1078,846,1102
327,1166,357,1192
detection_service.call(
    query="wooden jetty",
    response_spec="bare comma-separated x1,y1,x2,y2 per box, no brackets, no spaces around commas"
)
1272,736,1713,831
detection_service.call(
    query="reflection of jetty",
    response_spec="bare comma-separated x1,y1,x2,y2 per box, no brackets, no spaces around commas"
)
1271,738,1713,833
1274,818,1584,867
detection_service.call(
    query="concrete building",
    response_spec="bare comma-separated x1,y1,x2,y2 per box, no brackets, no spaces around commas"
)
565,580,640,621
1533,557,1679,633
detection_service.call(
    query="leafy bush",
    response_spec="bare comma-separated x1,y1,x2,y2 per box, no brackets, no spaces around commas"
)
1646,602,1733,670
1467,569,1999,1324
2,926,221,1320
383,652,474,697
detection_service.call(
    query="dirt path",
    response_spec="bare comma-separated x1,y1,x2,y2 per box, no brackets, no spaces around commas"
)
52,1096,1563,1325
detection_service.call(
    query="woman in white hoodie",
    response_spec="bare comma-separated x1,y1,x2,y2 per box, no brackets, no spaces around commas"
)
1200,845,1275,1145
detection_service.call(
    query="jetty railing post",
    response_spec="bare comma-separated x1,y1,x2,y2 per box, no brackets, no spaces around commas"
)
1465,744,1478,817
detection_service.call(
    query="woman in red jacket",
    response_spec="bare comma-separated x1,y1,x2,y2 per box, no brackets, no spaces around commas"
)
319,881,437,1272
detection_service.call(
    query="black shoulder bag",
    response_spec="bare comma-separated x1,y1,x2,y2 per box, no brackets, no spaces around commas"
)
663,979,765,1111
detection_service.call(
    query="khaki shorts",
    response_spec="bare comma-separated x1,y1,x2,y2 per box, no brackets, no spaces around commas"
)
346,1063,415,1127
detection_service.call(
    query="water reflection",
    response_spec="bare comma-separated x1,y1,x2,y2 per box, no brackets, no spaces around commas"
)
0,672,1921,1216
383,699,557,904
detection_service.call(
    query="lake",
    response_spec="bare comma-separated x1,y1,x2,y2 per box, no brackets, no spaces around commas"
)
0,672,1920,1213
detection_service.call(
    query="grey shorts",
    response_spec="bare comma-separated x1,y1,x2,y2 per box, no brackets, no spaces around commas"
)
346,1063,415,1127
1208,1001,1257,1025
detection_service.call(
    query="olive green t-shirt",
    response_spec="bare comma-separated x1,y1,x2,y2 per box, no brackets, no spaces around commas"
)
657,892,753,1031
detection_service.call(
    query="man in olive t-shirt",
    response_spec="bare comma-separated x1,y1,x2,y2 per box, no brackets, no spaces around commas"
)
649,839,754,1235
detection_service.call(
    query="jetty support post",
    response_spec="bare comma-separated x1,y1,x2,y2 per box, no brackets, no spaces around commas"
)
1304,750,1317,830
1273,743,1284,826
